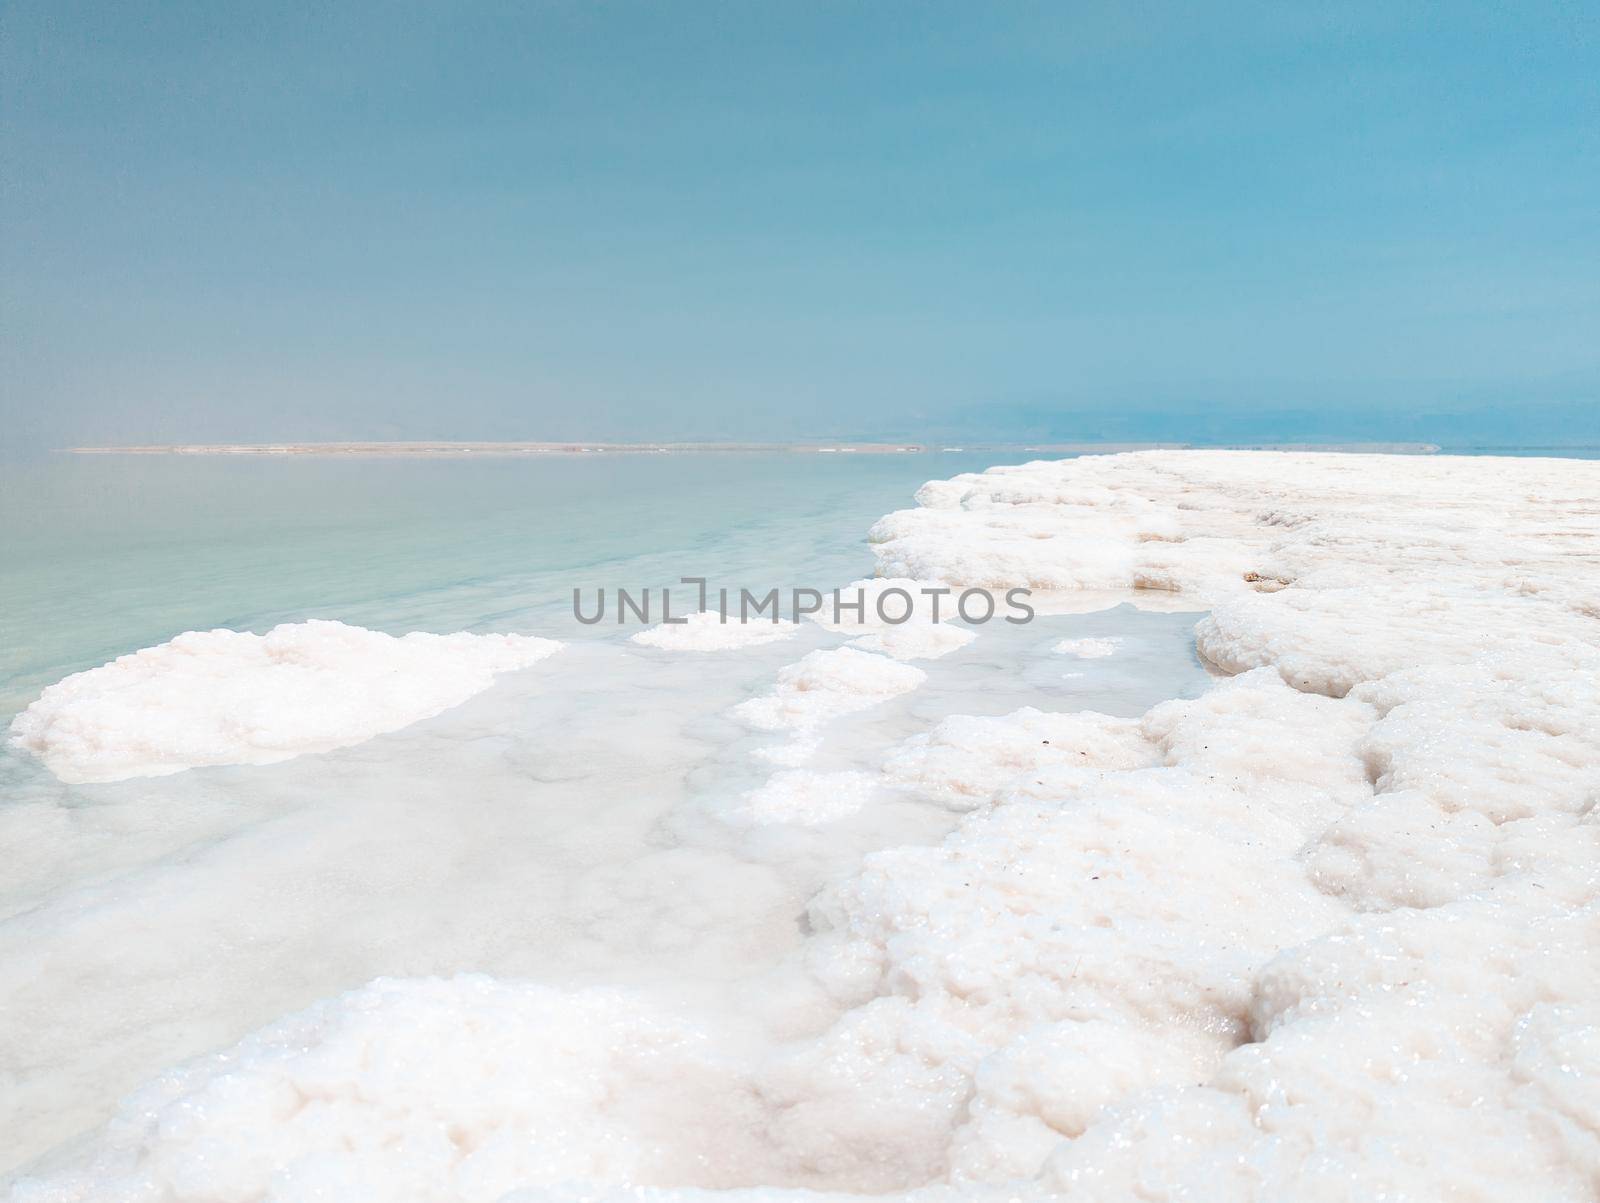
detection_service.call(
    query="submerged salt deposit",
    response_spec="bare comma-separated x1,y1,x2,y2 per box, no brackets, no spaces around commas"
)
631,610,800,650
1052,636,1121,658
730,646,928,732
10,450,1600,1201
732,769,888,825
8,620,563,783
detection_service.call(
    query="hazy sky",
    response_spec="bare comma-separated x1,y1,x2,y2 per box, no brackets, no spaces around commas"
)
3,1,1597,450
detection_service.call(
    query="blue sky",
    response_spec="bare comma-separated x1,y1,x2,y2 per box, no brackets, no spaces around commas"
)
3,1,1596,450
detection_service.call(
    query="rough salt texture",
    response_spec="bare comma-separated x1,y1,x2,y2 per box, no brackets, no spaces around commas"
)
880,707,1156,811
631,611,800,651
16,451,1600,1202
6,977,771,1202
8,621,564,784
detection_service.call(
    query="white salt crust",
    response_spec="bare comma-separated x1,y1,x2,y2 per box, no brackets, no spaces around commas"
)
15,451,1600,1202
8,621,564,784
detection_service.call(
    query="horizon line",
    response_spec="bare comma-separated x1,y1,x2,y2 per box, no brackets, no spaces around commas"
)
60,439,1448,458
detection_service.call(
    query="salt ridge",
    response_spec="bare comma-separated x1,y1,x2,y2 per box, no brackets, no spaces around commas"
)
14,451,1600,1201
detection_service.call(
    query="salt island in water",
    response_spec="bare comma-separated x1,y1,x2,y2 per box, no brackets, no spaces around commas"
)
6,450,1600,1201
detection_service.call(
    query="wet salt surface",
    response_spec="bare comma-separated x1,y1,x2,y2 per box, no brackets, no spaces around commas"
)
1,596,1208,1175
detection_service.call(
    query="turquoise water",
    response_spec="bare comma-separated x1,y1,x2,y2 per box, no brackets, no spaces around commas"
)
1,451,1034,719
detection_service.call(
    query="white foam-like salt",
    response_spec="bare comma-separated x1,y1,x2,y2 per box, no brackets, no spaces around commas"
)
14,451,1600,1202
7,620,564,784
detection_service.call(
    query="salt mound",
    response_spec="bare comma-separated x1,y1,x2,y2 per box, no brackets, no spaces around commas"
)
9,620,563,783
10,976,768,1202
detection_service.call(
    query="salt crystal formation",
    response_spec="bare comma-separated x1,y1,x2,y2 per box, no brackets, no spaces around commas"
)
14,452,1600,1202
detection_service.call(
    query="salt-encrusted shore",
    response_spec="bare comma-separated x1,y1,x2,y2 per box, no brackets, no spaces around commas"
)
11,451,1600,1202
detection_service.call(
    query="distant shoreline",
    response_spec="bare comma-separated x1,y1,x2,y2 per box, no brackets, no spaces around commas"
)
61,440,1446,457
